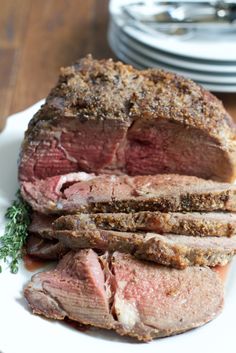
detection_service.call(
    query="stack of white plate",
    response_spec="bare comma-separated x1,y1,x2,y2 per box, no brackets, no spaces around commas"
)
108,0,236,92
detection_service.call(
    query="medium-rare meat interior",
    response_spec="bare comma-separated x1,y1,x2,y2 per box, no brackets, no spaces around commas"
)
24,249,224,342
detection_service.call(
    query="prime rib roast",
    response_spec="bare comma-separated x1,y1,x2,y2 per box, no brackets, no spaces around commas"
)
24,249,224,342
19,55,236,183
21,57,236,342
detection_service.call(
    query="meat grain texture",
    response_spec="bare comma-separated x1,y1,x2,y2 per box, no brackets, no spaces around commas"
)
19,56,236,182
24,250,224,342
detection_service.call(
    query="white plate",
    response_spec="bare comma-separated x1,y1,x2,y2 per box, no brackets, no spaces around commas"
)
109,19,236,74
1,102,236,353
109,31,236,92
110,0,236,62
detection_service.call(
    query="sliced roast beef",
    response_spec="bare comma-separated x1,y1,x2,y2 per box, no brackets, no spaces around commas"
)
19,56,236,183
26,234,68,260
53,211,236,237
25,250,115,327
21,172,236,214
50,218,236,268
24,249,224,341
29,213,57,239
27,213,236,266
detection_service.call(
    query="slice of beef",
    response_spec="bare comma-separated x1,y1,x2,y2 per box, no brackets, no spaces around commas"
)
51,219,236,268
29,213,57,239
111,252,223,339
27,213,236,265
54,211,236,237
29,210,236,239
24,250,224,341
24,250,115,327
21,172,236,214
19,56,236,183
26,234,68,260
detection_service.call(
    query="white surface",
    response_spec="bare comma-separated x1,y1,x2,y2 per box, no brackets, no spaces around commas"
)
110,0,236,62
0,101,236,353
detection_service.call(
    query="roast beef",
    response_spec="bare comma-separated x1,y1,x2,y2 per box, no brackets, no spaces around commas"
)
24,249,224,341
21,172,236,214
53,211,236,237
26,234,68,260
19,56,236,183
27,215,236,268
29,213,56,239
27,211,236,264
50,217,236,268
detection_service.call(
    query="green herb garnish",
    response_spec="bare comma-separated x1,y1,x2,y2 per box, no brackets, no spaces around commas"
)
0,191,30,273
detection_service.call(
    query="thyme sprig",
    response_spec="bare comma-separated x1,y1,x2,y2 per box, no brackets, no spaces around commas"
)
0,191,31,273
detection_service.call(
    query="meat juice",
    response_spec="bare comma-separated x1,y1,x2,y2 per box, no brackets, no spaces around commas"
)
23,254,48,271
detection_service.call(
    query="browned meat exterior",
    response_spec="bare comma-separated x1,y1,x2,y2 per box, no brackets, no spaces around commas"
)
29,213,56,239
27,212,236,268
24,250,224,341
54,211,236,237
50,218,236,268
26,234,68,260
27,213,236,265
19,56,236,183
21,172,236,214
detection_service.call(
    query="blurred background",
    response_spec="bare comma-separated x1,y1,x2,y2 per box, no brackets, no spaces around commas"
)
0,0,113,128
0,0,235,130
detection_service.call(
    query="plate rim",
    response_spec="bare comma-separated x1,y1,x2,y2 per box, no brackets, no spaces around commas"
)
109,20,236,74
109,0,236,62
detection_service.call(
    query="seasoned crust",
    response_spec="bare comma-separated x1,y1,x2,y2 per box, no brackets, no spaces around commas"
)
51,226,236,269
19,56,236,181
54,211,236,237
19,56,236,182
20,172,236,214
25,55,236,142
